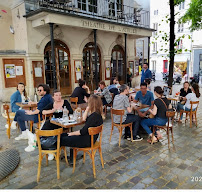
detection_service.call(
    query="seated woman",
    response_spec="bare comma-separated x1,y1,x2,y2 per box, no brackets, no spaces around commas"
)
176,81,192,111
141,86,172,143
177,83,200,122
41,90,73,130
9,83,29,129
60,95,103,148
94,81,112,105
71,79,90,104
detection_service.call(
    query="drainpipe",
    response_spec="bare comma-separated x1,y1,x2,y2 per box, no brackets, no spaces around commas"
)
94,29,98,88
125,33,127,84
49,23,57,89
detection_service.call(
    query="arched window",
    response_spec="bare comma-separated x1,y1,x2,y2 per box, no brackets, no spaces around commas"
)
44,40,71,95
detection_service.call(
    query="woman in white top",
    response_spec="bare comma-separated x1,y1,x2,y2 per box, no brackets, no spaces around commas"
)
178,83,200,122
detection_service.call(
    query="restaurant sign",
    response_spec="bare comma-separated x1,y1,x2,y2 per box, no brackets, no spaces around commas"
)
81,20,137,34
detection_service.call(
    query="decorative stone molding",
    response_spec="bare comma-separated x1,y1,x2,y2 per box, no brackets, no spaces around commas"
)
116,35,123,45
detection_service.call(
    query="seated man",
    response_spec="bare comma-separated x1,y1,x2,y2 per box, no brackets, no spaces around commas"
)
133,82,154,117
14,84,53,140
113,84,142,141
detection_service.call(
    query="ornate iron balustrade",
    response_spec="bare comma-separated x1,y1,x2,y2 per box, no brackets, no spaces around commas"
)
25,0,150,28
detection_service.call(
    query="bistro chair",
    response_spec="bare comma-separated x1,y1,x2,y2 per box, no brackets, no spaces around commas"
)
30,113,42,132
2,104,17,139
151,111,175,149
104,93,114,115
35,128,68,182
110,108,133,147
179,101,199,128
72,125,104,178
70,97,78,110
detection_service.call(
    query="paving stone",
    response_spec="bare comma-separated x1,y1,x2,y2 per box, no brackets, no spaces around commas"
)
177,163,189,170
19,182,38,189
146,184,158,189
116,173,130,183
115,156,127,161
139,170,152,178
157,160,168,166
132,182,146,189
187,166,199,172
106,173,119,181
153,178,168,187
126,169,139,177
130,176,142,184
118,181,134,189
105,181,119,189
166,181,179,189
69,183,86,189
141,177,154,185
83,177,96,185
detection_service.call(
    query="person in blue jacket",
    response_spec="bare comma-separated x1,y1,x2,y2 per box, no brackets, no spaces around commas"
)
141,63,152,83
14,84,53,141
10,82,28,112
8,83,28,129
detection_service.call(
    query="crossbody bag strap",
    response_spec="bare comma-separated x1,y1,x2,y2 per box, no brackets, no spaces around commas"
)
159,97,168,109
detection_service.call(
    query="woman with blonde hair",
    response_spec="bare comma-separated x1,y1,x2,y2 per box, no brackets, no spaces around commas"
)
60,95,103,148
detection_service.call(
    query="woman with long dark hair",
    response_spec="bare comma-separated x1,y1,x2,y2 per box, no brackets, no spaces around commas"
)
178,83,200,122
60,95,103,148
141,86,172,143
8,83,28,129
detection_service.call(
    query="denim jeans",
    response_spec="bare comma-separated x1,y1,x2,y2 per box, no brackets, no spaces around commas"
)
123,114,141,137
14,110,35,131
177,103,196,120
140,117,167,135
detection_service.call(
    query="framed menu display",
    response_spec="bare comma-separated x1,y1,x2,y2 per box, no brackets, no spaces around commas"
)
128,61,134,78
105,60,111,80
135,59,139,76
3,59,26,88
32,61,44,88
74,60,83,83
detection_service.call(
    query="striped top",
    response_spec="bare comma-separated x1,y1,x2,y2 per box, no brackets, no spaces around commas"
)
113,94,130,123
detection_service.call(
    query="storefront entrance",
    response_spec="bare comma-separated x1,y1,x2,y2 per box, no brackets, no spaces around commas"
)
44,40,71,95
82,42,101,90
111,45,126,84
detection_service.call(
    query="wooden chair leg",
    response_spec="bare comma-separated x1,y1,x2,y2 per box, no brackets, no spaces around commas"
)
189,112,192,128
46,154,48,166
7,121,11,139
37,154,42,182
109,125,114,143
83,152,86,164
195,113,197,127
167,129,170,149
56,152,60,179
118,128,122,147
72,149,78,173
130,125,133,141
91,151,96,178
98,147,104,168
61,147,69,165
170,127,174,145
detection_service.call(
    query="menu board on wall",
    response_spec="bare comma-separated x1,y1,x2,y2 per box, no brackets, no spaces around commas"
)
105,60,111,80
3,59,26,88
128,61,134,78
74,60,83,83
32,61,44,88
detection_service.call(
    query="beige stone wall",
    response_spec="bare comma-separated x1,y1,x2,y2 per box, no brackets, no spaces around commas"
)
0,5,14,50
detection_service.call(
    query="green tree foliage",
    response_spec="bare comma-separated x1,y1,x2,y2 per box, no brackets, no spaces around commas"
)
180,0,202,31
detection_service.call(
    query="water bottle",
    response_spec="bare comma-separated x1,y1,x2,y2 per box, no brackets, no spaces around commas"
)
62,106,68,121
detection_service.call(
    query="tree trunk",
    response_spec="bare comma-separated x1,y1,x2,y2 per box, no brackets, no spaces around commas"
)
168,0,175,87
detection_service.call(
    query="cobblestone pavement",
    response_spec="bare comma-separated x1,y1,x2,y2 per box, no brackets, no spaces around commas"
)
0,81,202,189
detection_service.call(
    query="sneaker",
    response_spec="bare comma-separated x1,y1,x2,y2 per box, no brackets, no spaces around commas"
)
11,121,17,130
15,131,28,140
48,154,54,161
131,136,143,142
25,145,35,152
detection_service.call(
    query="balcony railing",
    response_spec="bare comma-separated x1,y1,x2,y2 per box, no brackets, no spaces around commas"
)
25,0,150,28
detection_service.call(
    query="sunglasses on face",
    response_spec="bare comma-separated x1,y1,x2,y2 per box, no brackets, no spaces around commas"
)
37,89,43,92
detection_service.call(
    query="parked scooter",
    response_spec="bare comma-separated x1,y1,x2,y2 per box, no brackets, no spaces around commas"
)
173,72,182,84
190,73,199,85
151,71,156,82
162,72,169,83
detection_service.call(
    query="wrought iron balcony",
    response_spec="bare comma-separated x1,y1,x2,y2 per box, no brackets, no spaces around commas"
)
25,0,150,28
